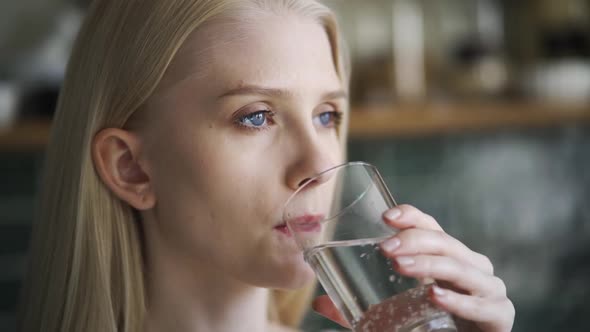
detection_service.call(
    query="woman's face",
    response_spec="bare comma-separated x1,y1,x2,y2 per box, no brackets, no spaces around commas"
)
138,13,346,289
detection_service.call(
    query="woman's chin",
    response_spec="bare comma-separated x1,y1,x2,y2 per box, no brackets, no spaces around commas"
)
279,264,316,289
262,258,316,289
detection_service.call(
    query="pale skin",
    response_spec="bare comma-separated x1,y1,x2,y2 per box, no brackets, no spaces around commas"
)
92,11,514,332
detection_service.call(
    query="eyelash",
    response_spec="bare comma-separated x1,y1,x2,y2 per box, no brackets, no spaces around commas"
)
328,110,344,128
234,107,344,132
235,110,276,132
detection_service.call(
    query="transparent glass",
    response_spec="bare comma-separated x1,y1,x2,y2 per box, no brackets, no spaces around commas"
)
283,162,457,332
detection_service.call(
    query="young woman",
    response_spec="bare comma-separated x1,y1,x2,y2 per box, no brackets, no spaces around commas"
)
18,0,514,331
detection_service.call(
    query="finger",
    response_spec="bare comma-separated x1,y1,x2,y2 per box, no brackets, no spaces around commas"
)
383,205,494,275
381,228,494,275
312,295,351,328
392,255,507,298
383,204,443,231
430,286,516,332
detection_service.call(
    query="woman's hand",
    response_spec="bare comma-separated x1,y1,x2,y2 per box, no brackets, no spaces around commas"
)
313,204,515,332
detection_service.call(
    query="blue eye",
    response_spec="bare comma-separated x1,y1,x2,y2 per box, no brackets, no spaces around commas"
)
314,111,341,128
319,112,333,126
238,110,273,128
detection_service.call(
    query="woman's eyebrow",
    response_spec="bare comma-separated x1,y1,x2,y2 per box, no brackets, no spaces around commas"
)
217,84,348,101
322,89,348,101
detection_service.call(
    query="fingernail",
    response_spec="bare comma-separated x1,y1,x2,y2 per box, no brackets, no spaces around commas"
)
381,237,401,253
396,256,415,266
384,208,402,221
432,285,446,297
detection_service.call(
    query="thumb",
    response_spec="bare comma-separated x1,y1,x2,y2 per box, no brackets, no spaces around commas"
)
312,295,351,328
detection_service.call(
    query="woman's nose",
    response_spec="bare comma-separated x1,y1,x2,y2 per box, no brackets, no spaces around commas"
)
285,133,338,191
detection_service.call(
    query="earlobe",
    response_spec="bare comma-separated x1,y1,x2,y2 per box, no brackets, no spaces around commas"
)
92,128,156,210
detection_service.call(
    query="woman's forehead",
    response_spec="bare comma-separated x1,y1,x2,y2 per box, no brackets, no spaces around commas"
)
157,13,341,97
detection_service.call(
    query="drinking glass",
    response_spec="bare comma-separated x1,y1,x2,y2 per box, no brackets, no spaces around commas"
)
283,162,457,332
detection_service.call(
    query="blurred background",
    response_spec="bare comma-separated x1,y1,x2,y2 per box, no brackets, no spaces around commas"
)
0,0,589,331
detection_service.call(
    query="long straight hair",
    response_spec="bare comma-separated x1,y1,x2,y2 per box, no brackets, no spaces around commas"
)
18,0,350,331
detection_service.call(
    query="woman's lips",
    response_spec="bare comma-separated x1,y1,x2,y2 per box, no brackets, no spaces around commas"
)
275,214,324,236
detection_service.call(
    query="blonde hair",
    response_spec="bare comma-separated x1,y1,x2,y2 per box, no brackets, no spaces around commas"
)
18,0,349,331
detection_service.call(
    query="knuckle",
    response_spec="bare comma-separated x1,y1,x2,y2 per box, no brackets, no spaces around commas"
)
499,299,516,331
422,213,440,228
435,229,448,240
478,254,494,275
505,298,516,319
492,276,507,296
433,229,450,247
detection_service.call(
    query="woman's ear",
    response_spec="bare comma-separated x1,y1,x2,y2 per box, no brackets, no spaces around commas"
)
92,128,156,210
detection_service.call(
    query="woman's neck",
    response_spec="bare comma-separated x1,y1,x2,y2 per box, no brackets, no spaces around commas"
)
143,237,272,332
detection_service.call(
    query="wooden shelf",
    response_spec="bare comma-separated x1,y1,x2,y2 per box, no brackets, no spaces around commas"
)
0,121,52,152
1,103,589,151
349,102,590,139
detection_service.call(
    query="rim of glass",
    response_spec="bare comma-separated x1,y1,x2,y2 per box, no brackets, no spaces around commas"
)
282,161,379,223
